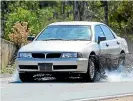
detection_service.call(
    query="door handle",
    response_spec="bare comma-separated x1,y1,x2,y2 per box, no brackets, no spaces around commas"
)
117,41,120,45
106,43,109,47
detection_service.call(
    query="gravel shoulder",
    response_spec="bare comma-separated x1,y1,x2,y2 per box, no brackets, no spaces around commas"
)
99,95,133,101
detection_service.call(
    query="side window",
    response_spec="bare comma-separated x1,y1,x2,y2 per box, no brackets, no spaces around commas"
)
100,25,115,40
94,25,105,42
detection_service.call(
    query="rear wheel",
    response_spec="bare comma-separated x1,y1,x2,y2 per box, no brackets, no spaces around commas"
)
19,72,34,82
83,56,100,82
118,52,125,66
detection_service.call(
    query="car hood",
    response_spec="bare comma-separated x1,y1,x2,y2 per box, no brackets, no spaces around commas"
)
19,41,91,52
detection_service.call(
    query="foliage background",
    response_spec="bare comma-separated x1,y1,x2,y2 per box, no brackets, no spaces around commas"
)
1,1,133,43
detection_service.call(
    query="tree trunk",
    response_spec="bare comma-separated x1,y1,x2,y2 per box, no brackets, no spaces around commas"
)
73,1,87,21
104,1,108,25
73,1,79,20
101,1,108,25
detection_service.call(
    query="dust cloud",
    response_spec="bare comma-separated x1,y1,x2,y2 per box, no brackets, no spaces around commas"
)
11,70,21,83
100,53,133,82
101,65,133,82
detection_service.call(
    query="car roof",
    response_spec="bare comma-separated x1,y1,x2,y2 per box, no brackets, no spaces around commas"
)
49,21,104,26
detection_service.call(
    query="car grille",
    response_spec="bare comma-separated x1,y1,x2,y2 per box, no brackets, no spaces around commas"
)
53,65,77,70
19,65,38,70
32,53,61,58
46,53,61,58
32,53,45,58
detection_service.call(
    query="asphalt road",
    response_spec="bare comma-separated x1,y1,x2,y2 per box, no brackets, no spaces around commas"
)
1,74,133,101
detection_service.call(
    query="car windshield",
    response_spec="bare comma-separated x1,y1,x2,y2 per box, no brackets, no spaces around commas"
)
36,25,92,41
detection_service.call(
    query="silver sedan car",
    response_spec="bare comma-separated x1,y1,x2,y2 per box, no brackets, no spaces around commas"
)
16,21,128,82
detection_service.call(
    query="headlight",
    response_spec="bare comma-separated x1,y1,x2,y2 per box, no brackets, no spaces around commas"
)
18,53,32,58
61,52,82,58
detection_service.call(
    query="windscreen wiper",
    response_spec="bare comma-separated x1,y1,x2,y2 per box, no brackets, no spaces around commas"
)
71,39,89,41
42,38,65,41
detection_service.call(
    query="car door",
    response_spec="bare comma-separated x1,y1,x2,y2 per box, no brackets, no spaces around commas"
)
94,25,110,55
100,24,121,55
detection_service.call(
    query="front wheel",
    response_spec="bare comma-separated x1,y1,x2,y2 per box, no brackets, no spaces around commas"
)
83,56,100,82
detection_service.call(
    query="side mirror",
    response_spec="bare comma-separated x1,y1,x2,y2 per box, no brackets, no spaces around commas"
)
27,36,35,41
98,36,106,44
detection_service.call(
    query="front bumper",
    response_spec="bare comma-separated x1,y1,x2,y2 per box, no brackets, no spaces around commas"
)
16,58,88,73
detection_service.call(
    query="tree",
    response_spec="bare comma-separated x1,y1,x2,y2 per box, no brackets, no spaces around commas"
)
109,1,133,34
73,1,88,21
52,1,73,21
8,22,30,49
2,1,133,42
101,1,108,25
85,1,104,21
4,7,39,40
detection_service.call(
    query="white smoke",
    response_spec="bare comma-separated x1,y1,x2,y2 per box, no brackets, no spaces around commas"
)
101,65,133,82
11,70,21,83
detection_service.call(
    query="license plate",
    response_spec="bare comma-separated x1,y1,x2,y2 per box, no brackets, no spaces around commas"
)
38,63,53,71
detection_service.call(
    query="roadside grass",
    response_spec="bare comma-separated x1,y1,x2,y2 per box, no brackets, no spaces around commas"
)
1,64,16,74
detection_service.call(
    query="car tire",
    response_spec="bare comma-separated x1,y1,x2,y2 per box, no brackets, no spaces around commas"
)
118,52,125,66
83,56,100,82
19,72,34,82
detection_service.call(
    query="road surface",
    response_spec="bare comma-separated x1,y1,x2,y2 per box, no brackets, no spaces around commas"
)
1,74,133,101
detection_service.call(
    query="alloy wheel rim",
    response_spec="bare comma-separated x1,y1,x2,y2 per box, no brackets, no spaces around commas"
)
89,60,95,79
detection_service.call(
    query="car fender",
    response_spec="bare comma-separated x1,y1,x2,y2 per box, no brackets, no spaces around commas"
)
119,37,129,53
82,42,100,59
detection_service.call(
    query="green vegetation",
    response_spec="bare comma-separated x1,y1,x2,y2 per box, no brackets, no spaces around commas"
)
1,64,16,74
108,1,133,41
1,1,73,41
1,1,133,42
